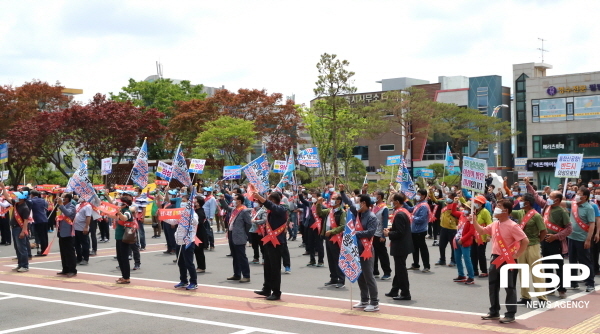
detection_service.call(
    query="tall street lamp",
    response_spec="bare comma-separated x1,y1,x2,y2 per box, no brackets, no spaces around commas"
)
492,104,509,173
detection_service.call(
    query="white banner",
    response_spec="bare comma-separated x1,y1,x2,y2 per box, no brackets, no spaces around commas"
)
101,157,112,176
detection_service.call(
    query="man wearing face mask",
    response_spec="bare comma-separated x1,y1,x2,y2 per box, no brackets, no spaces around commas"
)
316,189,346,288
323,182,336,207
370,190,392,279
404,189,430,273
340,186,379,312
562,187,596,292
298,190,324,267
163,189,181,255
202,187,217,228
220,193,252,283
430,192,458,266
472,199,529,324
510,193,548,305
383,192,413,301
524,178,573,298
73,197,93,266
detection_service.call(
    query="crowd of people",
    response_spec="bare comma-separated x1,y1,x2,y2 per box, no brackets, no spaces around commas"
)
0,174,598,323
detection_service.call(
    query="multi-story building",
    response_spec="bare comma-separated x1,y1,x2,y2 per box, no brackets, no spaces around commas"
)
514,62,600,188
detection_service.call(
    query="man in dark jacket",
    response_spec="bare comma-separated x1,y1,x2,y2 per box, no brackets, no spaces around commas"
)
253,190,288,300
384,192,414,301
340,188,379,312
56,193,77,277
220,193,252,283
298,190,324,267
31,191,49,256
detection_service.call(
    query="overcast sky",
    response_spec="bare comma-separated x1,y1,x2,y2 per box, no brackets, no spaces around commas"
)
1,0,598,106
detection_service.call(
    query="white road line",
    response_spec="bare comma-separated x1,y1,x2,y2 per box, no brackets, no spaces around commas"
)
231,330,255,334
0,296,15,301
0,310,119,333
0,282,414,334
517,287,597,320
0,291,295,334
20,265,485,316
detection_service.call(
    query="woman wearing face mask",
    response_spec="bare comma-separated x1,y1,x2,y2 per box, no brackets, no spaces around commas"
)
470,196,492,278
450,202,475,284
249,200,267,265
472,199,529,324
113,196,135,284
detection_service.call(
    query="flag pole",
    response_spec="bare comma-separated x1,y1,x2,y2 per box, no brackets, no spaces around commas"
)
442,143,447,189
350,282,353,310
125,138,147,187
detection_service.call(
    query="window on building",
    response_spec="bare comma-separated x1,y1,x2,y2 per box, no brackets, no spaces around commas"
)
352,146,369,160
477,87,488,113
379,144,395,151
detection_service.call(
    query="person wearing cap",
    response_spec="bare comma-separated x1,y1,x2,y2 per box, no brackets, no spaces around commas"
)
202,187,217,226
471,195,492,278
56,193,77,277
450,201,475,284
0,183,31,272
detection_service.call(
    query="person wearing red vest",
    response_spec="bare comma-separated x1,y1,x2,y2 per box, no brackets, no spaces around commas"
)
472,199,529,324
317,190,347,288
1,184,31,272
510,193,548,305
0,191,11,245
383,192,413,301
298,190,325,267
252,191,288,301
451,202,475,284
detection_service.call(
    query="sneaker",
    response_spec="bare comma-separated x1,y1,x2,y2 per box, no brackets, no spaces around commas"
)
128,256,132,260
306,262,316,267
133,266,140,271
335,283,345,288
239,278,250,283
448,261,456,267
140,248,145,251
559,291,567,299
422,268,431,273
251,259,260,264
299,243,305,247
174,282,187,288
499,317,515,324
196,268,205,273
407,266,419,270
317,263,324,267
353,302,368,308
89,250,96,256
79,260,88,265
453,276,467,282
364,304,379,312
479,273,489,278
186,283,198,290
381,275,391,280
464,278,475,285
586,285,595,292
374,274,380,278
432,240,439,246
435,260,445,266
324,281,336,286
284,267,291,274
17,267,29,272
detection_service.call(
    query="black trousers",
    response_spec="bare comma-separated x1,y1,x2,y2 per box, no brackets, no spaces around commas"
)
89,220,98,252
592,239,600,274
568,239,595,287
116,240,130,279
33,223,49,254
432,219,441,240
541,239,565,293
59,236,77,274
488,255,517,318
0,216,10,244
391,253,410,297
411,231,430,269
281,241,290,268
471,242,488,275
325,239,345,283
74,230,90,262
263,243,282,296
250,232,264,260
99,219,110,240
229,237,250,278
306,228,324,264
194,242,206,270
373,236,392,276
438,227,456,263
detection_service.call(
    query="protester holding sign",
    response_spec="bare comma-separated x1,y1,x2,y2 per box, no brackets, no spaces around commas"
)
472,199,529,324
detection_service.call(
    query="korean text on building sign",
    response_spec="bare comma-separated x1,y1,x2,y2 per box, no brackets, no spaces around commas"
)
461,157,487,193
554,154,584,178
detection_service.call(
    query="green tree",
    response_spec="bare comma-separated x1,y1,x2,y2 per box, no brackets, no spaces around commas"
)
192,116,257,167
364,88,442,154
110,78,207,159
432,104,516,170
312,53,357,179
